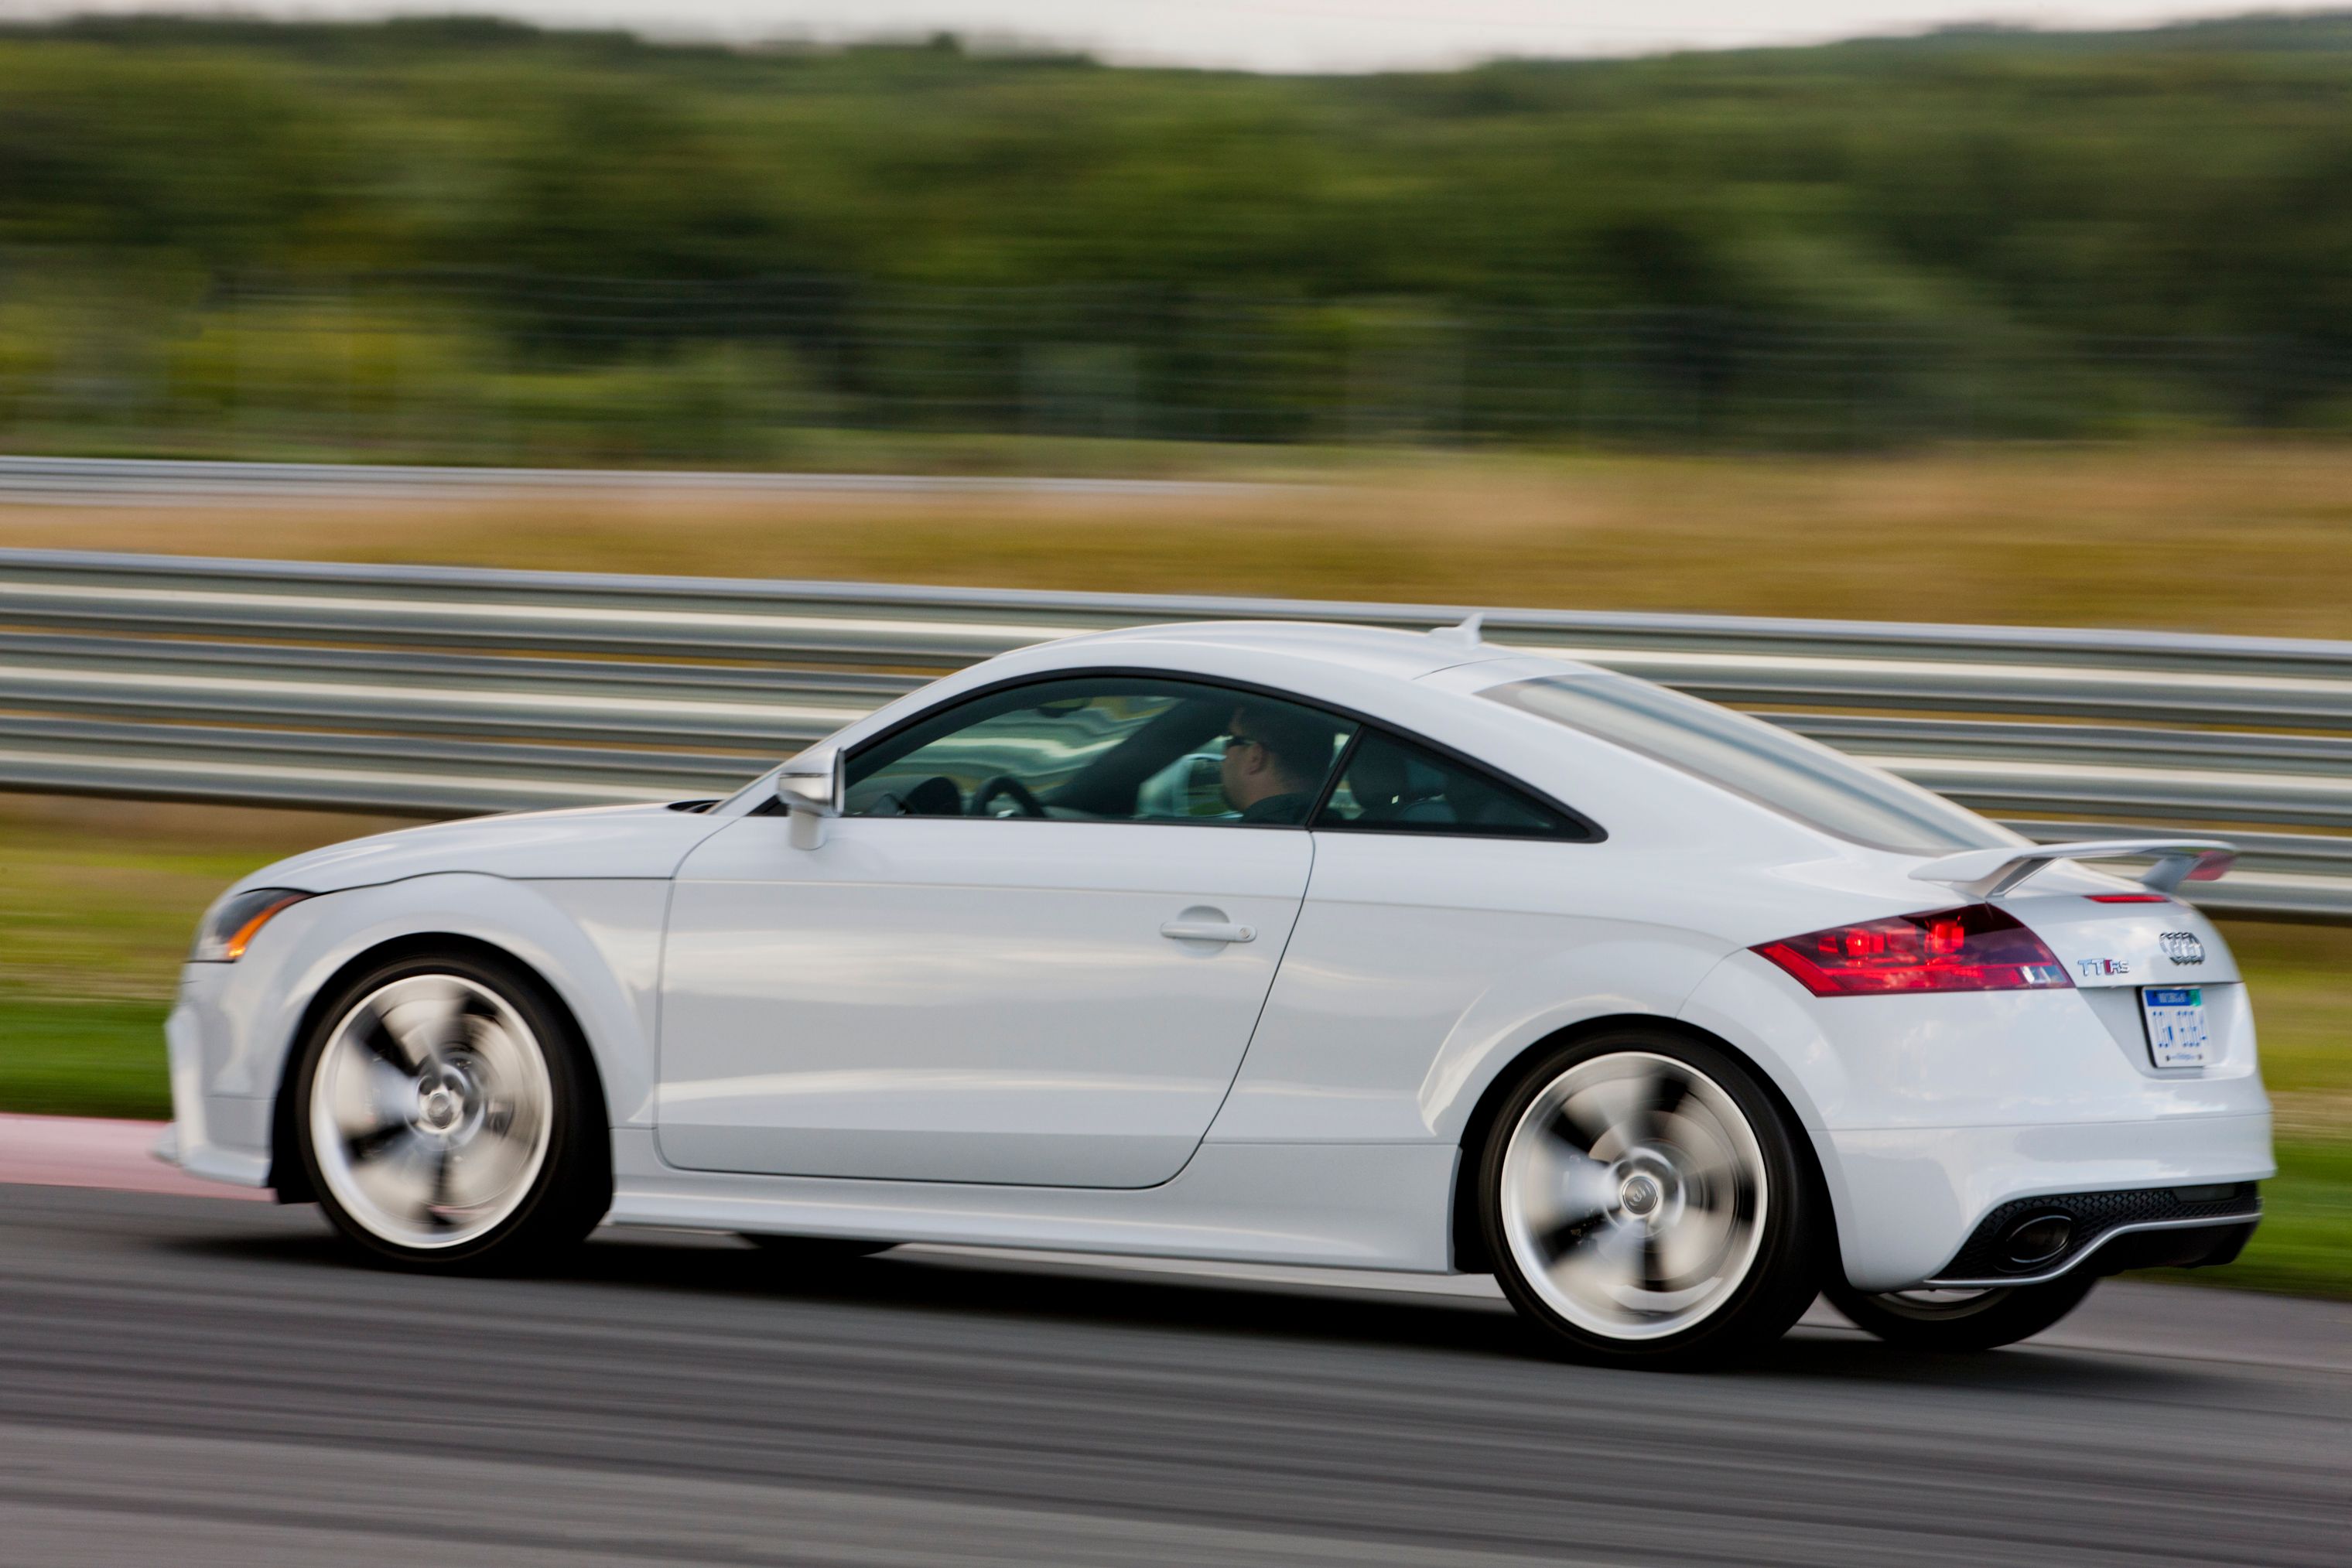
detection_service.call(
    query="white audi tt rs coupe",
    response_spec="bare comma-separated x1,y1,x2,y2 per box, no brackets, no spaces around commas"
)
163,620,2271,1365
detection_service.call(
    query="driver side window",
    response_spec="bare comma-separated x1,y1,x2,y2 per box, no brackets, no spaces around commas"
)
844,675,1354,826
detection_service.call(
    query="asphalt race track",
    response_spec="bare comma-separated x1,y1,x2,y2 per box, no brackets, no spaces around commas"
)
2,1184,2344,1567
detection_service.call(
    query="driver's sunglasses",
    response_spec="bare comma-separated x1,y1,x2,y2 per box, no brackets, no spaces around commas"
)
1223,732,1260,752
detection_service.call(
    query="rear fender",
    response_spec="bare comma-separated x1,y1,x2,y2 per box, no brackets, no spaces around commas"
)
1417,935,1777,1143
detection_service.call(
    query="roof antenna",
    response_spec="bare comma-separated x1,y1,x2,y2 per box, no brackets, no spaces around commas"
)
1430,613,1485,649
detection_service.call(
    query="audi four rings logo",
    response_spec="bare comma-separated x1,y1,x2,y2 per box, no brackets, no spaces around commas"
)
2162,931,2207,965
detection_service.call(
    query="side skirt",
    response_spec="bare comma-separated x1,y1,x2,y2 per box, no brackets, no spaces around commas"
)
607,1131,1461,1274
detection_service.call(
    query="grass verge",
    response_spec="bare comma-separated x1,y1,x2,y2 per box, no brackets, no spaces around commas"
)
0,994,171,1120
2176,1139,2352,1300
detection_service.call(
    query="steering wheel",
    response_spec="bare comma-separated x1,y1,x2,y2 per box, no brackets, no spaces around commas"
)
973,775,1049,818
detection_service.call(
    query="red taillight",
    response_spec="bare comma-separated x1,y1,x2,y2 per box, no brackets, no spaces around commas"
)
2085,893,2170,904
1752,904,2073,996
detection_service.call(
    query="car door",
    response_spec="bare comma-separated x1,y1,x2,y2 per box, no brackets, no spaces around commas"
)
1211,725,1620,1143
656,673,1355,1188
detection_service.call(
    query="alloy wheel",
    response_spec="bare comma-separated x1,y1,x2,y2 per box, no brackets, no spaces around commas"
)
1498,1050,1769,1341
307,973,555,1250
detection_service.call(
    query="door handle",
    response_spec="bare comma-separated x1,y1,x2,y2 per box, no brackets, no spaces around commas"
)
1160,919,1256,944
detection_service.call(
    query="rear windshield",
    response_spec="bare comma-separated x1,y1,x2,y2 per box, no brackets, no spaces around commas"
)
1482,673,2017,854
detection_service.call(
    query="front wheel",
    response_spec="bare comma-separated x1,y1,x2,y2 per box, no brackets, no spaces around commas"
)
1824,1275,2096,1351
1478,1033,1821,1367
296,951,610,1270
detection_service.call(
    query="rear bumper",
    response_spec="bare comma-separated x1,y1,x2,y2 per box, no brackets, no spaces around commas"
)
1825,1112,2274,1292
1922,1181,2260,1287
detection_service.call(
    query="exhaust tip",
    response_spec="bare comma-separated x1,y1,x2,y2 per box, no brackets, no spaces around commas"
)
2002,1212,2074,1268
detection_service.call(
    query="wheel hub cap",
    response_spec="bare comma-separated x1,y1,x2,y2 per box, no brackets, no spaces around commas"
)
412,1060,484,1139
1616,1170,1664,1219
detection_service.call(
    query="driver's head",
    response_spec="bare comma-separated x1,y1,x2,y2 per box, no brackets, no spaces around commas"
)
1220,702,1335,813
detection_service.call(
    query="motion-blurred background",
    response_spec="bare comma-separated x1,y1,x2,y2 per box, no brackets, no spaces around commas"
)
8,9,2352,470
0,5,2344,1295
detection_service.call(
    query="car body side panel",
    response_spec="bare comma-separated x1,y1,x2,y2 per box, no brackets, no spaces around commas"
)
658,815,1313,1187
1207,832,1733,1143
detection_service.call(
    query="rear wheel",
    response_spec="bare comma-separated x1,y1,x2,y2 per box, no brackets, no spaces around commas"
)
1825,1275,2096,1351
1479,1033,1821,1367
296,951,609,1270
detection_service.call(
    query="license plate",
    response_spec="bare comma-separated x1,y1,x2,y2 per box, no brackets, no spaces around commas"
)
2142,986,2210,1069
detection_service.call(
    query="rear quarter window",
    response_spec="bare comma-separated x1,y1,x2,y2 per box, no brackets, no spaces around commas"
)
1482,672,2017,855
1314,727,1593,841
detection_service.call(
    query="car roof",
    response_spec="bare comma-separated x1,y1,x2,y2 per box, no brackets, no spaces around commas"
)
1045,619,1585,684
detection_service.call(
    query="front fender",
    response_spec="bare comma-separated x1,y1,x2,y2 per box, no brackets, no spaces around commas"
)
193,873,668,1139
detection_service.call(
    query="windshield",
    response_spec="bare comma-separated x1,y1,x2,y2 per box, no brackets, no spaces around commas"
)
1482,672,2018,854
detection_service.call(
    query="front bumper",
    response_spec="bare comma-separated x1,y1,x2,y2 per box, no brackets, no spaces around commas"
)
166,981,274,1189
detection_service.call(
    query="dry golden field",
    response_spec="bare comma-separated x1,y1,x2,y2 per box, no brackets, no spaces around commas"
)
5,442,2350,634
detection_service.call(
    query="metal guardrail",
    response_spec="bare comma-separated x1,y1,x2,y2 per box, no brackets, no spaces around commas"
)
1,546,2347,921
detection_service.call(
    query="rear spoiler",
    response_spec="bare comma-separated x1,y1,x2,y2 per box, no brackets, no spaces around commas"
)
1910,839,2237,900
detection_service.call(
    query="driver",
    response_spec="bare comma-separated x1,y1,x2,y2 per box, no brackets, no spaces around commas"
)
1220,703,1338,824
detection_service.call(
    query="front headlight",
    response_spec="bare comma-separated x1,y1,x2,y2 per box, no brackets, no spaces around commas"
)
190,888,312,962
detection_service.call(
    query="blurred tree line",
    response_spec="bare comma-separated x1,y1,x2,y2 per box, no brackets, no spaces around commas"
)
4,12,2352,462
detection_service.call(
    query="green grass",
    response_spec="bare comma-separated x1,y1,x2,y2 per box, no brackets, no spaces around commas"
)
0,993,171,1119
0,794,398,1122
0,794,2344,1296
2185,1139,2352,1300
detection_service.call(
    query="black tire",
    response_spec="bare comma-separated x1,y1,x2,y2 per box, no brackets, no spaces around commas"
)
1477,1030,1823,1368
1824,1273,2097,1351
294,949,610,1271
741,1234,894,1261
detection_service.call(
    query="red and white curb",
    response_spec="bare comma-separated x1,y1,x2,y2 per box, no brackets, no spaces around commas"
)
0,1113,269,1201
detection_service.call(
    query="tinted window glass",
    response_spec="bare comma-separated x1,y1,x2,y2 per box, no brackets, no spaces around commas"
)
1314,729,1585,840
1483,672,2015,853
846,675,1354,825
